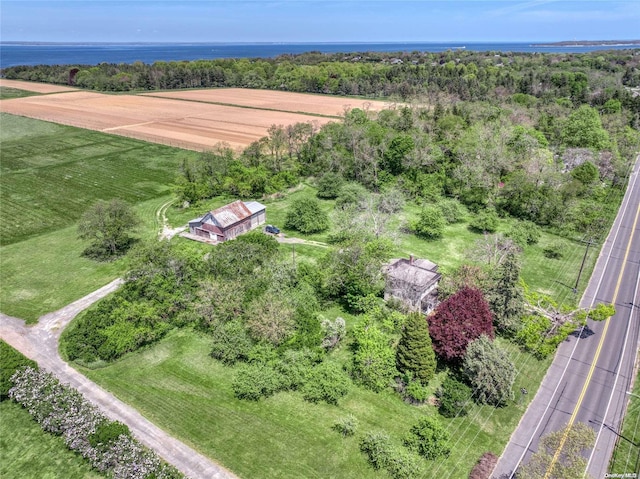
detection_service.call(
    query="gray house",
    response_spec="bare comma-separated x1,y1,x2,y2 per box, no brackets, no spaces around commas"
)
384,255,441,313
188,200,266,243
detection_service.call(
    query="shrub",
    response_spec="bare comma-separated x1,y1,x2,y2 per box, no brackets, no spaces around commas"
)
385,447,424,479
232,363,283,401
0,340,37,400
285,197,329,233
332,415,358,437
89,420,131,448
274,348,317,390
506,221,541,247
352,319,398,392
438,375,472,418
403,416,451,460
360,432,424,479
360,432,392,470
335,182,368,210
411,205,446,240
438,198,467,224
320,316,346,350
210,320,253,365
404,379,429,404
316,172,344,199
9,367,182,479
469,209,499,233
300,362,350,405
543,242,564,259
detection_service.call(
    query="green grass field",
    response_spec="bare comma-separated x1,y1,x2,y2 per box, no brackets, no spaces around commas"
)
0,195,173,323
0,113,197,246
0,113,197,321
83,329,550,478
0,87,40,100
608,372,640,474
0,401,104,479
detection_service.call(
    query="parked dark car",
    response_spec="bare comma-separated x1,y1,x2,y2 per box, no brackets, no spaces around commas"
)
265,224,280,234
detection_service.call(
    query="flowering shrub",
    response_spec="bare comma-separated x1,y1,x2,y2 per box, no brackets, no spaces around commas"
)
9,367,183,479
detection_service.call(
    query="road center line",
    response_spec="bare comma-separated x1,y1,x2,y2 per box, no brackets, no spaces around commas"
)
544,203,640,478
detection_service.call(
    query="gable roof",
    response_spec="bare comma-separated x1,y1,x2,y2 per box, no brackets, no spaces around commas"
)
244,201,266,215
210,200,252,228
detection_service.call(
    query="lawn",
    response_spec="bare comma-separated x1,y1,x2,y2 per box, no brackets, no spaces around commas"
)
0,400,104,479
0,195,172,323
83,328,551,479
0,113,197,246
0,87,39,100
608,371,640,474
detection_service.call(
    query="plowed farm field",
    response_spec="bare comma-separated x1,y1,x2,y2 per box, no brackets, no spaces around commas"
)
0,84,392,150
143,88,392,117
0,79,79,94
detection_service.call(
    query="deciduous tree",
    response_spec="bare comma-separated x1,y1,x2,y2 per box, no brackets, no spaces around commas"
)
428,287,494,362
78,199,140,259
285,196,329,233
517,422,596,479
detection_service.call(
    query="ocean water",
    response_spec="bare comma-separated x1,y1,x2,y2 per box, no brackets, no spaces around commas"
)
1,42,638,68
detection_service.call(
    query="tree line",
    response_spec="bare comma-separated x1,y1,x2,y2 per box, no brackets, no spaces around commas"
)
3,49,640,114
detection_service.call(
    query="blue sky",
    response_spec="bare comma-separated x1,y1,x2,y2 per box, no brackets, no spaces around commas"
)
2,1,639,43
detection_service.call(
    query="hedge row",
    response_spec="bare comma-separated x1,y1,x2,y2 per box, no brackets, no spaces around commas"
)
9,367,183,479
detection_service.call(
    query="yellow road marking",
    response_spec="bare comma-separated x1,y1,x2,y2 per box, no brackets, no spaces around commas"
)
544,203,640,478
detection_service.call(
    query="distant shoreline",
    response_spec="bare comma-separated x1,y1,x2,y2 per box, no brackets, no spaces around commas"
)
533,40,640,47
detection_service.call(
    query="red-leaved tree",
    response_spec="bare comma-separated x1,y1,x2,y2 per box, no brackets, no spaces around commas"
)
428,287,494,362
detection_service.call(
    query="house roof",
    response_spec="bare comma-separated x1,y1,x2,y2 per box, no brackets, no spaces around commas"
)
244,201,266,215
386,257,440,289
210,200,252,228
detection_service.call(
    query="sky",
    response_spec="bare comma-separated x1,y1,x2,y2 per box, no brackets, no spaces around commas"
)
2,0,639,43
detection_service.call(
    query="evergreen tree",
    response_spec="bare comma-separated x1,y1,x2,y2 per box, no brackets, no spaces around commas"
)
463,335,515,406
488,251,525,335
396,312,437,385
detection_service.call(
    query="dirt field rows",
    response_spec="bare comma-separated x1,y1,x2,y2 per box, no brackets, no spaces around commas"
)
143,88,393,117
0,79,79,94
0,83,393,150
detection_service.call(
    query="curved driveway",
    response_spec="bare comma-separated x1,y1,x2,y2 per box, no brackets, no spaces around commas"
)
0,279,238,479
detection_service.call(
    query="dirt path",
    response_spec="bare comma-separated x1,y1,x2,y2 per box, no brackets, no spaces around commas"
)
0,279,238,479
157,199,187,240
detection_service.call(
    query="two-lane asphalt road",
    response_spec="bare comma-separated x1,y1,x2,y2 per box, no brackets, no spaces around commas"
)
494,156,640,478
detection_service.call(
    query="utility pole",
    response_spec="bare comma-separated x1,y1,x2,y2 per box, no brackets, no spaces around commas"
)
574,238,595,294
